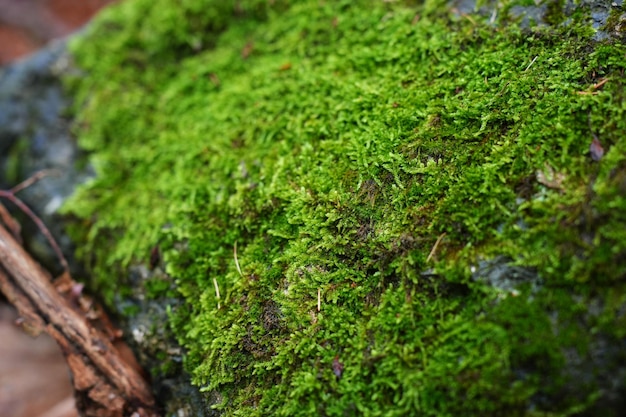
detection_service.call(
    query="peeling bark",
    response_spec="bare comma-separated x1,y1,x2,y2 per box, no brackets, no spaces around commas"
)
0,217,158,417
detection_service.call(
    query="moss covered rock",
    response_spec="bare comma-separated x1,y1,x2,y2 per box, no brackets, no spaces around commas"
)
65,0,626,415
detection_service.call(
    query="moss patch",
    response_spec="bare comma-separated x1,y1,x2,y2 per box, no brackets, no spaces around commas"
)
65,0,626,415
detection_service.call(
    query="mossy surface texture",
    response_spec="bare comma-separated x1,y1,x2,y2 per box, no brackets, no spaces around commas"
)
65,0,626,415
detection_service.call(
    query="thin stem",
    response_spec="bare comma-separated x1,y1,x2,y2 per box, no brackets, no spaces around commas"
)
0,170,68,271
11,169,59,194
426,232,446,263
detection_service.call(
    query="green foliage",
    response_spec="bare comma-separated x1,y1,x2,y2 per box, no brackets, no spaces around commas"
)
64,0,626,415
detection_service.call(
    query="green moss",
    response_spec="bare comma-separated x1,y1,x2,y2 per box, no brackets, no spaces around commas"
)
543,0,567,26
3,138,29,184
64,0,626,415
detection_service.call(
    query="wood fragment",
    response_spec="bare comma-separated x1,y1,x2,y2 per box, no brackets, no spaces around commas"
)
536,164,566,190
0,218,158,417
0,202,21,242
0,266,45,336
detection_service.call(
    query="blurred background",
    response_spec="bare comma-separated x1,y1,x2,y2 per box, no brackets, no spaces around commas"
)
1,1,115,416
0,0,115,64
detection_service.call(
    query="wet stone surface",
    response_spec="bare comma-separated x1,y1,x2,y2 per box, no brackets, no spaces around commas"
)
471,256,542,297
472,257,626,415
450,0,626,40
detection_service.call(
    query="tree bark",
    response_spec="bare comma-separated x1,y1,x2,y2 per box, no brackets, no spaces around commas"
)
0,219,158,417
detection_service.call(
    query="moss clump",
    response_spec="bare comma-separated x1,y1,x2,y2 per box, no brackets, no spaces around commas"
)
65,0,626,415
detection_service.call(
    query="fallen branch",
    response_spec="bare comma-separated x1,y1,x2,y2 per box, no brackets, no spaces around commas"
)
0,213,157,417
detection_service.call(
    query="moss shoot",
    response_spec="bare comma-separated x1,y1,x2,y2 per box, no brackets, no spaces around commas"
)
65,0,626,415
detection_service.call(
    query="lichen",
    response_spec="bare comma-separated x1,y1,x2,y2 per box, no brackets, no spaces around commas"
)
64,0,626,415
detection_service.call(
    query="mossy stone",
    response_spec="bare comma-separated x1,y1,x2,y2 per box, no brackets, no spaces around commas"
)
64,0,626,415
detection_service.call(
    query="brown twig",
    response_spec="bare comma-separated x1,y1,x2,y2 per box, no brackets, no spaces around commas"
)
10,169,60,193
576,77,610,95
426,233,446,263
0,222,157,416
0,170,68,271
0,202,21,241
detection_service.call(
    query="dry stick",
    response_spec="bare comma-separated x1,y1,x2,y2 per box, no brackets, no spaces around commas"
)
524,55,538,72
0,223,155,410
592,77,609,90
426,232,446,263
0,265,46,336
576,77,610,95
10,169,59,194
0,170,68,271
0,264,148,416
0,202,21,240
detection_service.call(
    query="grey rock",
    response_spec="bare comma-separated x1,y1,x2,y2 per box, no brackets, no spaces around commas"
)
0,39,91,275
